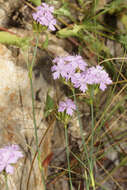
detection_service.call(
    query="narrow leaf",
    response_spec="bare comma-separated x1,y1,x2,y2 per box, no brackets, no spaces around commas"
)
44,93,54,118
28,0,41,6
0,32,30,49
57,25,83,38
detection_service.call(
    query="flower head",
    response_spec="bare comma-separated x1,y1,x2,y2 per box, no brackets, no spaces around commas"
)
0,144,23,174
51,57,72,79
58,99,76,116
86,65,112,91
71,72,88,92
51,55,87,80
64,55,87,71
32,3,56,31
51,55,112,93
71,65,112,92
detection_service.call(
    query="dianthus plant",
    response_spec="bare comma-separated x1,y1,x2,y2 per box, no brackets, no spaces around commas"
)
51,55,87,81
0,144,23,174
57,98,76,190
58,98,76,116
32,3,56,31
51,55,112,93
51,55,112,190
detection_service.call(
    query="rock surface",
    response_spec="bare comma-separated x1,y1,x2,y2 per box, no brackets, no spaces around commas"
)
0,42,54,190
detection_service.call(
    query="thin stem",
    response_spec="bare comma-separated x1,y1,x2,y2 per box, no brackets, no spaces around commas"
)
4,173,8,190
27,35,46,190
89,87,95,190
72,88,90,190
64,124,73,190
38,161,47,190
90,88,94,160
72,89,89,160
28,35,39,154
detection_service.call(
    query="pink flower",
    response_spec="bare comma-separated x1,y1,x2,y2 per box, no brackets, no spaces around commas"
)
32,3,56,31
58,99,76,116
51,55,87,80
0,145,23,174
64,55,87,71
71,72,88,92
86,65,112,91
51,55,112,93
71,66,112,92
51,57,71,79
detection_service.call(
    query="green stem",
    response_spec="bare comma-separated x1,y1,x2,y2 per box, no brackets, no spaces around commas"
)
72,89,90,160
90,87,95,190
64,124,73,190
4,172,8,190
27,35,46,190
28,35,39,154
72,88,90,190
38,158,47,190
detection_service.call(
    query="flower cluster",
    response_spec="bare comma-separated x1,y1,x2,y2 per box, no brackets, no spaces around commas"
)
58,99,76,116
32,3,56,31
51,55,112,92
0,144,23,174
51,55,87,80
86,65,112,91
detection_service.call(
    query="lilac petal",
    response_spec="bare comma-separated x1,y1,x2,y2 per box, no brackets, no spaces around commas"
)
32,3,56,31
66,108,73,116
49,24,56,31
53,72,60,79
0,145,23,174
58,99,76,116
100,83,106,91
6,165,14,174
58,101,66,112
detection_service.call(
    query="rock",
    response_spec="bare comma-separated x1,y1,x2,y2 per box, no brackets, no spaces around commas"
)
0,43,55,190
0,0,20,27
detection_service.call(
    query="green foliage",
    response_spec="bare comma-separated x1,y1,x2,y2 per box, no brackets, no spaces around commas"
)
83,34,109,54
44,93,54,118
33,21,47,33
42,34,49,49
57,25,83,38
83,20,106,32
0,32,31,50
107,0,127,14
120,14,127,31
28,0,41,6
118,34,127,50
54,4,72,19
77,0,84,6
